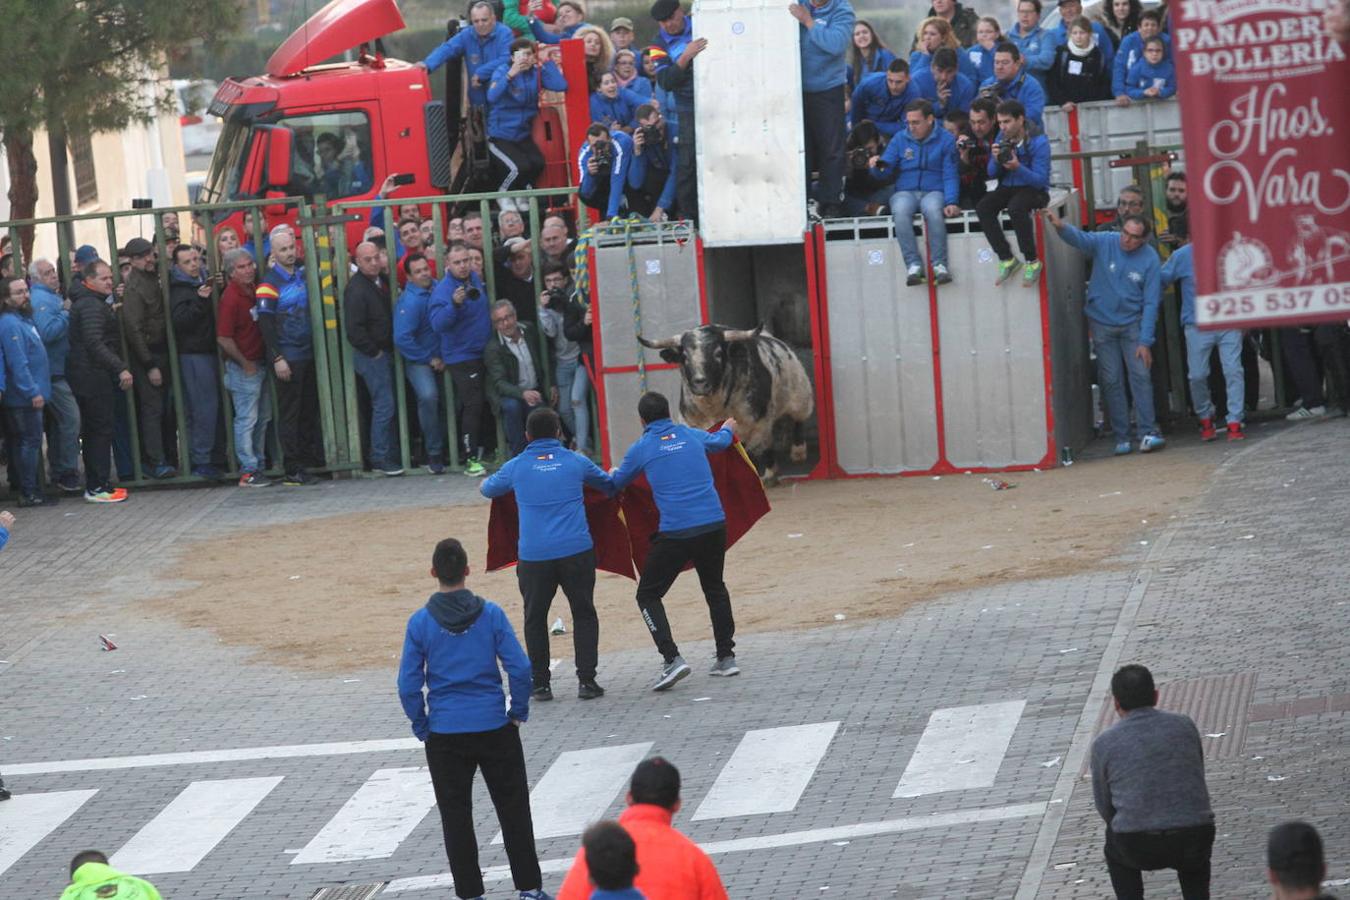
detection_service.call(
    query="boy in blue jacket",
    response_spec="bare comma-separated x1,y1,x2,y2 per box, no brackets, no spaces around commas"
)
1044,206,1166,454
1112,10,1169,100
398,537,552,900
1124,37,1176,101
868,98,961,285
975,99,1052,287
430,242,493,476
612,392,740,691
792,0,856,217
487,39,569,197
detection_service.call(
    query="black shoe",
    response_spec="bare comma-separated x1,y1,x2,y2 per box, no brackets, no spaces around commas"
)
531,684,553,702
0,785,10,801
577,680,605,700
282,470,319,486
18,494,53,508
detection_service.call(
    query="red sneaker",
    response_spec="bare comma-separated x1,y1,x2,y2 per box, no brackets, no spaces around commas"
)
1227,422,1245,441
1199,418,1217,441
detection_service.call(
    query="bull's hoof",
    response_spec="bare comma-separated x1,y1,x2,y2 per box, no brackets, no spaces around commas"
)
789,442,808,463
760,469,781,488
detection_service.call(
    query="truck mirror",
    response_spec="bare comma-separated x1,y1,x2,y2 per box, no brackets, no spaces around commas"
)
266,126,294,189
239,131,269,197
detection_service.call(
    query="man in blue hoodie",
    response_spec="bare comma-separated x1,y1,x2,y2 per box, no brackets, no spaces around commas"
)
850,59,919,138
395,253,448,474
28,258,82,492
869,98,961,286
486,39,569,199
430,242,493,477
976,99,1052,287
791,0,856,217
980,43,1047,127
398,537,552,900
578,124,635,220
2,279,53,506
482,407,615,701
1045,206,1166,454
911,48,976,118
612,392,740,691
422,1,514,108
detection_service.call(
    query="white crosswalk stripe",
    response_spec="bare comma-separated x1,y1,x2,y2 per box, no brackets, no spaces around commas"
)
0,789,98,879
893,700,1027,798
692,722,840,821
292,767,435,865
493,742,654,844
110,776,283,874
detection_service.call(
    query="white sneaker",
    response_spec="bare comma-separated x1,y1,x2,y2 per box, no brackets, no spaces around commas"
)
498,196,517,213
1285,405,1326,421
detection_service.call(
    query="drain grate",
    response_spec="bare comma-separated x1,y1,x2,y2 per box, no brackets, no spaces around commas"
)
308,884,386,900
1090,671,1257,759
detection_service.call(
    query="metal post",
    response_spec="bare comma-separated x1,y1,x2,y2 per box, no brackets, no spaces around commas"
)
154,212,192,477
198,202,239,475
300,204,344,472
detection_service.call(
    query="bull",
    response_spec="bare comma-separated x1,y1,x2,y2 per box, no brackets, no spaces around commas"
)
637,324,814,483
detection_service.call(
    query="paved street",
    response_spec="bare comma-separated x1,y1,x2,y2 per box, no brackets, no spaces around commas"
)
2,419,1347,899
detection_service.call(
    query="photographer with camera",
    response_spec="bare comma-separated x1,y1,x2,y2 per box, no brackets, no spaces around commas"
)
429,241,494,477
911,47,976,117
578,123,634,220
978,42,1046,127
975,99,1051,287
953,96,996,208
869,98,961,286
849,58,918,138
486,38,568,203
537,262,590,452
627,104,677,222
842,120,892,216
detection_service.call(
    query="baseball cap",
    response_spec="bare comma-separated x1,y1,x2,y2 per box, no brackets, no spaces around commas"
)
610,16,634,30
1267,821,1324,882
503,237,531,256
121,237,155,258
650,0,679,22
73,245,100,265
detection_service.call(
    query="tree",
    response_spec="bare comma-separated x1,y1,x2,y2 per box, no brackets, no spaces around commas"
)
0,0,243,260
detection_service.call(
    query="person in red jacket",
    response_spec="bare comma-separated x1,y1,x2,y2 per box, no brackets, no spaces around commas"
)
557,757,727,900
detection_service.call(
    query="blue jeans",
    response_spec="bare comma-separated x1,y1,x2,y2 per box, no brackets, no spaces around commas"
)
223,360,271,473
1184,325,1245,424
3,405,43,496
1093,320,1158,442
179,354,221,467
554,357,591,452
45,377,81,478
405,362,446,460
353,351,399,469
498,395,542,457
891,190,948,269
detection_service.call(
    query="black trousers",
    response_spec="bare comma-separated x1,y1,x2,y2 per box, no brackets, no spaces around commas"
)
425,725,541,899
635,525,735,662
72,378,116,492
674,113,698,225
447,360,486,459
488,137,545,193
275,357,322,473
1104,824,1215,900
977,185,1050,262
517,548,599,685
1280,327,1326,407
131,351,171,466
802,86,847,210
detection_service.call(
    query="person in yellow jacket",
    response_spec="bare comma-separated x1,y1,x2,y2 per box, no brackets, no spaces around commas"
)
59,851,162,900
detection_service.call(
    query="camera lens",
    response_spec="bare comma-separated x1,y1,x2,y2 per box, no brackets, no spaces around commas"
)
466,287,480,300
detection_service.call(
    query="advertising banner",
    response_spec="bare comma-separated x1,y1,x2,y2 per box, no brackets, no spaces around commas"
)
1172,1,1350,329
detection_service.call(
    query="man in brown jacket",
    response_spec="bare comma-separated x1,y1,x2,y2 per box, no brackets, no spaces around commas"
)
120,237,174,477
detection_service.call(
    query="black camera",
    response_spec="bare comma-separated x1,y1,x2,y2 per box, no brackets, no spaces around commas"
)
545,286,570,310
957,135,972,150
639,124,662,146
465,286,481,300
591,140,612,168
848,146,872,169
996,144,1016,165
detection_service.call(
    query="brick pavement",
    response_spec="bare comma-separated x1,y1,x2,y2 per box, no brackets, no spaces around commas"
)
1,420,1346,899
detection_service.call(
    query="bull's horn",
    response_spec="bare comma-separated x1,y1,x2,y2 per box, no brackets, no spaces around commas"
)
722,323,764,342
637,334,681,349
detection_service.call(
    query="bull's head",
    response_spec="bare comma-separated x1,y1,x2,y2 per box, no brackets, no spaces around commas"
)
637,324,763,397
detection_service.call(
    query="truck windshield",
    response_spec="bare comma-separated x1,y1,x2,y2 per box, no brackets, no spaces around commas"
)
199,118,253,215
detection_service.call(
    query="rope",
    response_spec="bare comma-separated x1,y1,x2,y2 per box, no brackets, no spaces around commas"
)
573,215,651,392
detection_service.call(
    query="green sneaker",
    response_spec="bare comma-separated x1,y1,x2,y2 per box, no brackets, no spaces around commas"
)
1022,260,1043,286
995,258,1021,285
463,457,486,477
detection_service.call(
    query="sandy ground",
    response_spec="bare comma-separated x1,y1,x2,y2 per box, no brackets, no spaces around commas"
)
140,451,1216,672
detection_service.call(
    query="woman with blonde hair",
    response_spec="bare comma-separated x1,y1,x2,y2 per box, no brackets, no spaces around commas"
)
572,24,613,89
847,20,896,92
909,16,980,82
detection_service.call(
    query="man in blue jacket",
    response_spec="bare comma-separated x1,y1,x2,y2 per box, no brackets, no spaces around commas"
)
651,0,705,224
1006,0,1055,86
791,0,856,217
482,407,615,701
422,1,514,108
430,241,492,477
2,279,53,506
628,104,678,221
981,43,1047,127
911,48,976,118
578,124,635,220
395,253,447,474
28,258,82,492
612,392,740,691
976,99,1052,287
486,39,569,200
869,99,961,286
1045,206,1166,454
850,59,919,138
397,537,552,900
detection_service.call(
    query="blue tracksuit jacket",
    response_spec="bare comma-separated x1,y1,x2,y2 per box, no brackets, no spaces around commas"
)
979,70,1046,126
428,271,491,364
589,89,646,131
398,590,531,737
612,419,733,534
0,312,51,406
256,263,313,361
1006,22,1056,83
486,60,568,142
966,44,996,84
799,0,856,92
986,129,1051,189
1160,243,1196,326
1113,32,1171,95
394,281,440,364
908,49,980,85
870,126,960,205
1050,21,1115,69
1057,224,1162,344
30,283,70,377
423,23,515,106
628,131,677,212
849,71,920,137
578,131,634,219
1124,58,1176,99
480,437,615,561
910,69,977,117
